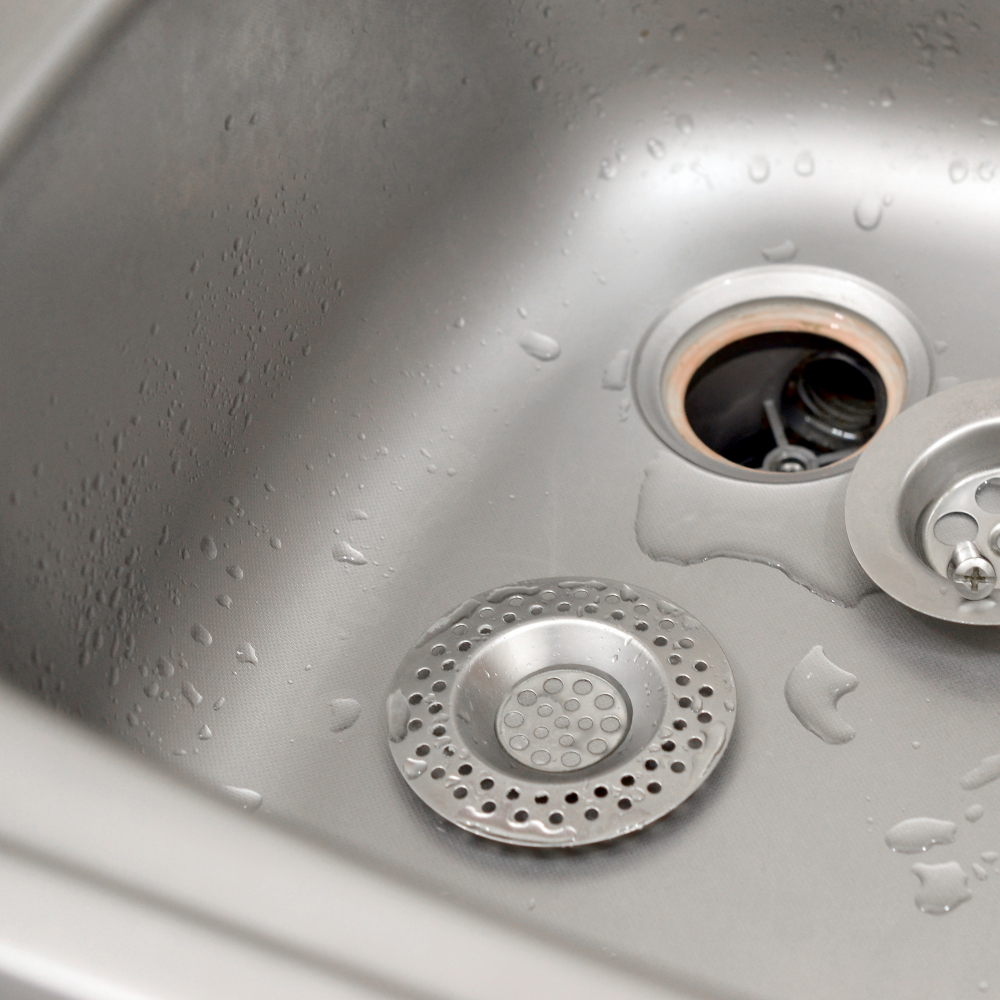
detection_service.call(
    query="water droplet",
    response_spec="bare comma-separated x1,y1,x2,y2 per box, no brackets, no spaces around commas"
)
200,536,218,560
647,138,666,160
227,565,244,580
221,785,263,810
333,539,367,565
981,110,999,127
531,75,545,92
217,594,233,609
224,114,234,131
748,156,770,183
885,817,957,853
761,239,797,262
671,23,686,41
350,508,369,520
191,623,212,646
912,861,972,914
404,758,427,779
213,697,225,710
598,159,617,180
879,86,895,107
967,803,985,823
387,690,410,742
181,680,203,707
270,536,282,549
236,642,258,665
198,724,212,740
519,330,561,361
330,698,362,732
675,114,693,134
157,656,176,678
973,863,990,881
602,349,631,390
961,753,1000,790
784,645,858,744
949,158,969,183
794,151,815,177
854,195,883,230
980,161,997,182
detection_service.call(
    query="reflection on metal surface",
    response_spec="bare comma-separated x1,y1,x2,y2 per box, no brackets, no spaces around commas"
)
387,578,736,847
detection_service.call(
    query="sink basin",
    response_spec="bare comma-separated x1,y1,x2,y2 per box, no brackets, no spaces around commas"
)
3,1,1000,997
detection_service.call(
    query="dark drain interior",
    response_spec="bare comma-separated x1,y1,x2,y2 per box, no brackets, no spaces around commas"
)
684,332,887,473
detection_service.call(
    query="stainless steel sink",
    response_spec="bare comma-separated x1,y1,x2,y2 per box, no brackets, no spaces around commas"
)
3,1,1000,997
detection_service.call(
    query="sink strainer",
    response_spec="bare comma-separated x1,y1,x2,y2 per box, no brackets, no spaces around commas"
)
847,379,1000,624
386,578,736,847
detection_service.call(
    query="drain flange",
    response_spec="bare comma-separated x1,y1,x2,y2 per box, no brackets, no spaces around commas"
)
387,578,736,847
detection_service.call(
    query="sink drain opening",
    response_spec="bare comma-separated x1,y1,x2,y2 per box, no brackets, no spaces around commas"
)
684,328,888,473
633,266,932,483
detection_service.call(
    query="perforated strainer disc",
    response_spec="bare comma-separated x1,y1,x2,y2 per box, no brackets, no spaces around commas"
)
387,578,737,847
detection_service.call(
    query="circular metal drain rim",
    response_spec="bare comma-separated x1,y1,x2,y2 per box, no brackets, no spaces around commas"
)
846,379,1000,624
387,578,736,847
632,265,932,483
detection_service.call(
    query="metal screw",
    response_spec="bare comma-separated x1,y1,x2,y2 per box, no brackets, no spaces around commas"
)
948,541,997,600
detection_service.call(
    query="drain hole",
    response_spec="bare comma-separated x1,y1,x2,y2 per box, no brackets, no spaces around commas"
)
514,809,529,822
431,767,445,779
684,333,887,473
661,740,675,752
977,478,1000,514
416,667,430,679
483,801,496,813
550,812,564,824
442,659,455,671
694,660,708,672
458,763,472,775
585,808,599,820
565,792,579,803
618,798,632,810
480,777,494,789
506,788,520,800
933,511,979,545
595,785,609,798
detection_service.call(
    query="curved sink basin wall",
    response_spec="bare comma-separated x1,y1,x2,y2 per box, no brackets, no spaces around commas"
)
2,2,1000,998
